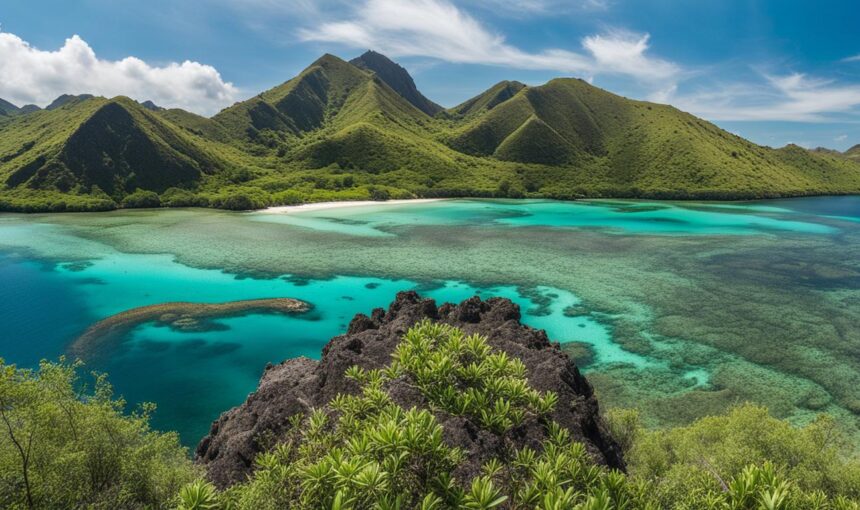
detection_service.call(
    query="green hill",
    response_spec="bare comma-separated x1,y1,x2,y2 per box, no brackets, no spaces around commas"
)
450,80,526,118
46,94,94,110
2,51,859,211
350,50,443,116
0,98,21,116
847,144,860,162
0,96,244,210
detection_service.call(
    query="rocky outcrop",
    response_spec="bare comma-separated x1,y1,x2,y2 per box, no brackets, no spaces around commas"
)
196,291,624,488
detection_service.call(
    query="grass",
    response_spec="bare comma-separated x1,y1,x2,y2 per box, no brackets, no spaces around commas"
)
2,52,859,212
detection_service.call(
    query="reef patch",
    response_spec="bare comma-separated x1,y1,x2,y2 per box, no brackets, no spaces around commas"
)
69,298,312,360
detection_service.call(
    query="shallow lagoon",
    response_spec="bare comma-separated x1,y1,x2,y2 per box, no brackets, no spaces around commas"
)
1,198,858,444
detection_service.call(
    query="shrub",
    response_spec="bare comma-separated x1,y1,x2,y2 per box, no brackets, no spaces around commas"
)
161,187,209,208
122,189,162,208
0,359,196,509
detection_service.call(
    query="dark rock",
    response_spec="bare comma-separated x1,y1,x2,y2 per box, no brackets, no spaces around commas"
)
196,291,624,488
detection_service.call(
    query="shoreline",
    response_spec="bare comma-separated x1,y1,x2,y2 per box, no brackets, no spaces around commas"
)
258,198,443,214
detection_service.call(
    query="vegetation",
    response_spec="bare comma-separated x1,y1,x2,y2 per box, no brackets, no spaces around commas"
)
176,321,860,509
0,358,196,509
1,324,858,508
1,52,859,212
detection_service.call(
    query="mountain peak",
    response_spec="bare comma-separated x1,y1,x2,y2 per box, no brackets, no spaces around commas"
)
350,50,442,116
140,100,163,111
452,80,527,117
46,94,95,110
0,98,21,116
312,53,350,68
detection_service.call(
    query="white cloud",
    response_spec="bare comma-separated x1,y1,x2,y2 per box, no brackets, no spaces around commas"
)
473,0,610,15
0,30,237,115
835,134,848,142
582,30,679,83
668,72,860,122
843,54,860,63
299,0,678,87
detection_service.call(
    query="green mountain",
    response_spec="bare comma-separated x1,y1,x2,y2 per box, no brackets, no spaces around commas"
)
46,94,95,110
450,80,526,118
0,98,21,116
0,96,237,210
2,51,859,212
846,144,860,162
350,50,443,115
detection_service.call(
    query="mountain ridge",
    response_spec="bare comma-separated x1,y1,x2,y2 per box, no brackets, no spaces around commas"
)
1,51,859,212
349,50,444,116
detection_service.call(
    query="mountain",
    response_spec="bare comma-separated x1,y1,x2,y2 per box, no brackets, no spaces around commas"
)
0,96,228,208
0,98,21,116
846,144,860,162
349,50,443,115
2,50,860,212
46,94,95,110
450,80,526,118
140,100,163,111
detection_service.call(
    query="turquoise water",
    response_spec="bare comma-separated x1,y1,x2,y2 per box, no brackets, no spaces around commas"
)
1,197,858,443
0,245,615,442
251,199,835,237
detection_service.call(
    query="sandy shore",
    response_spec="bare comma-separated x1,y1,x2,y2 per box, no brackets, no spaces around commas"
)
259,198,443,214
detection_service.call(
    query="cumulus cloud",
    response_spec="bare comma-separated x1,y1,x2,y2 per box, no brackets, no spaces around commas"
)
0,30,237,115
299,0,678,86
669,72,860,122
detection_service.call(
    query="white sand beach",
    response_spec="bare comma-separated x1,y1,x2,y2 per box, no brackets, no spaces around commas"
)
259,198,443,214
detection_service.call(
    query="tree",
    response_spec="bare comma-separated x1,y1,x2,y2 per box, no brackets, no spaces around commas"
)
0,359,196,509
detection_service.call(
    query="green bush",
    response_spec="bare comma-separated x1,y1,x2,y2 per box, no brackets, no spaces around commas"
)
122,189,162,208
615,404,860,505
0,358,196,509
161,187,209,208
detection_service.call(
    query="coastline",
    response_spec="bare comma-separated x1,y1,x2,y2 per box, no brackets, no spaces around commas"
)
258,198,443,214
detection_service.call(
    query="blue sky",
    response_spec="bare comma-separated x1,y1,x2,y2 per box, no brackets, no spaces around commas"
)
1,0,859,150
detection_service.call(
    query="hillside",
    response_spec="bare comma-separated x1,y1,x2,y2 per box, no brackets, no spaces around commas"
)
350,50,443,115
0,98,21,116
2,51,860,212
847,144,860,162
449,80,526,118
0,96,243,211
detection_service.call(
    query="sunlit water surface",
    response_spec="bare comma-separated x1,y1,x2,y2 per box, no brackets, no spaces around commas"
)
1,197,858,444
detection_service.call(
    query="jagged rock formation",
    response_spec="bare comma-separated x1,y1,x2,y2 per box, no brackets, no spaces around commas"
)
196,291,623,489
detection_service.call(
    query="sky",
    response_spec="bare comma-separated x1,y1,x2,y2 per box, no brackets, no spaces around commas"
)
1,0,859,150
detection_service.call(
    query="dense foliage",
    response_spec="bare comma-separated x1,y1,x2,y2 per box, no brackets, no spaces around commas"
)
178,321,860,509
0,358,196,509
1,53,859,212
